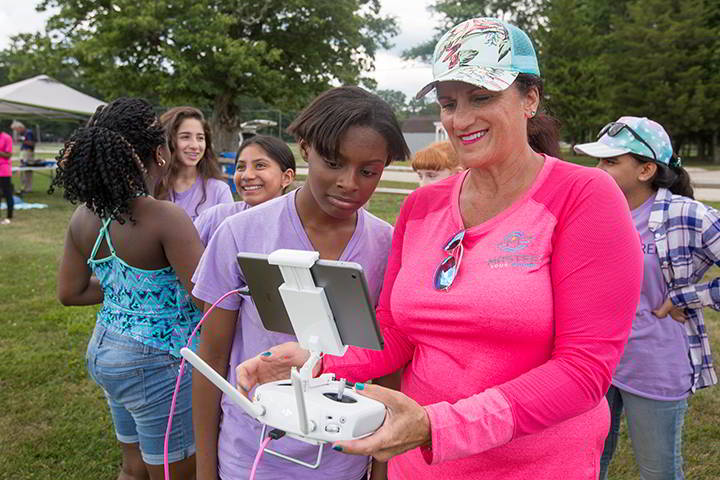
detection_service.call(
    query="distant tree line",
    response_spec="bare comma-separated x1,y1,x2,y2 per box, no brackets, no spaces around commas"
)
0,0,397,151
1,0,718,160
402,0,720,161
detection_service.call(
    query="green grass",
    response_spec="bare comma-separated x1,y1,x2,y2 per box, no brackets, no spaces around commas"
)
1,173,719,479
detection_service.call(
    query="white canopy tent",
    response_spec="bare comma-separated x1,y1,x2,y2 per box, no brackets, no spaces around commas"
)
0,75,105,120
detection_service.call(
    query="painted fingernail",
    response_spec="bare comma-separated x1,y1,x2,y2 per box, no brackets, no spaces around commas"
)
261,351,272,357
355,383,365,391
332,445,343,452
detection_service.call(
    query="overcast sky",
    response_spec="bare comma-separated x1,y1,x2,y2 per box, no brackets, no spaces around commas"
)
0,0,437,99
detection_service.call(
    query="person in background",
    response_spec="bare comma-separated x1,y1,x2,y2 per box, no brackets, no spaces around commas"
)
0,124,13,224
52,98,203,480
156,106,232,220
236,18,643,480
193,134,296,245
11,120,37,195
191,86,408,480
575,116,718,480
412,140,463,187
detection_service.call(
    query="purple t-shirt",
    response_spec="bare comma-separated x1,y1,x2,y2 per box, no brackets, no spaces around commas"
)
192,189,393,480
172,177,233,221
612,193,692,400
193,201,250,245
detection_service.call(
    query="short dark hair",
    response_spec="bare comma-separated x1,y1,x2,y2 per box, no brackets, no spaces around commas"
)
237,134,296,173
287,86,410,166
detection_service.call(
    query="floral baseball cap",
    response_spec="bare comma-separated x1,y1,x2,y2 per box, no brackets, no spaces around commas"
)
574,116,677,166
415,17,540,99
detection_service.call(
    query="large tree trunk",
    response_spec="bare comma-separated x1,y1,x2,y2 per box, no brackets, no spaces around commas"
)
210,94,241,154
713,131,720,165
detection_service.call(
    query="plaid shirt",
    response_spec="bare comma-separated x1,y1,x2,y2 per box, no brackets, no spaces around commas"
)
649,188,719,391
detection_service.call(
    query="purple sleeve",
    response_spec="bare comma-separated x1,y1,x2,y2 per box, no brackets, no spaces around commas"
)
193,209,215,246
192,220,245,310
214,179,233,205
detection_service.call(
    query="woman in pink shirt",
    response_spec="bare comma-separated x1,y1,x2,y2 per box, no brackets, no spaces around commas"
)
237,18,643,479
0,126,13,224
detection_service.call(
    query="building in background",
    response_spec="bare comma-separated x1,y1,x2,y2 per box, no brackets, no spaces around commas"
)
401,115,446,154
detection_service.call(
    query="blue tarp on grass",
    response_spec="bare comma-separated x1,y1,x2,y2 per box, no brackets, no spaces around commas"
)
1,195,48,210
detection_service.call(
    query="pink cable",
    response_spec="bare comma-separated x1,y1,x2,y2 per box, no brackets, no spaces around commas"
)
164,288,245,480
250,437,273,480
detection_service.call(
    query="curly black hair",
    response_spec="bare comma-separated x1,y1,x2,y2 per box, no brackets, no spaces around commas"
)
49,97,166,223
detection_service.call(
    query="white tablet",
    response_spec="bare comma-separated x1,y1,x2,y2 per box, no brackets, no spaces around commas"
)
236,252,384,351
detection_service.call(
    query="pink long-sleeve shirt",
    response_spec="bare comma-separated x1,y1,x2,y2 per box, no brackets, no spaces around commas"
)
323,156,643,479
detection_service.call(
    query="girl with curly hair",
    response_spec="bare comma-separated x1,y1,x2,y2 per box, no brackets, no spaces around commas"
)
156,106,233,220
52,97,203,480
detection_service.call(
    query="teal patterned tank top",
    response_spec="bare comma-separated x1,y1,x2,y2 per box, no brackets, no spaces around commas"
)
88,218,202,357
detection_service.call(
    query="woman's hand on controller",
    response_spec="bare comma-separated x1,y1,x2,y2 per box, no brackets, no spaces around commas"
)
235,342,310,396
332,383,431,462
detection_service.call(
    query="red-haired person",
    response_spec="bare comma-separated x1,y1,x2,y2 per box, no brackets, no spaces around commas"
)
412,141,463,187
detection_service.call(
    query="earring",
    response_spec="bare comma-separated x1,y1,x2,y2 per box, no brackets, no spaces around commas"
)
156,157,166,167
529,110,537,118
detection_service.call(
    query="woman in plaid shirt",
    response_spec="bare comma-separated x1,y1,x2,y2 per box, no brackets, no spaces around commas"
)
576,116,718,480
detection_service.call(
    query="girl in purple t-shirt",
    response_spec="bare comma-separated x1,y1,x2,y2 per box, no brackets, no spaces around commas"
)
576,116,719,480
193,134,296,245
191,86,409,480
156,106,233,220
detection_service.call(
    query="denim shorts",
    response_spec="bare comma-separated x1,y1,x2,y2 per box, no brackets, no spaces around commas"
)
86,325,195,465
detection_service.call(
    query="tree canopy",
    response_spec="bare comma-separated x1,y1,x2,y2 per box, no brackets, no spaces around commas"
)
402,0,544,62
3,0,719,159
406,0,720,160
2,0,398,150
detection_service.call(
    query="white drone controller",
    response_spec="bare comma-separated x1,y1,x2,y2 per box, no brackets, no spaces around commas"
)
181,249,386,469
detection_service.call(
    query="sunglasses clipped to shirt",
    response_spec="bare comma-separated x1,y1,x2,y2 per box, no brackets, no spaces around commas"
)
433,230,466,291
597,122,658,163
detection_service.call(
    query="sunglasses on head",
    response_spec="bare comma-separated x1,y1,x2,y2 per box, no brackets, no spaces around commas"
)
597,122,658,163
433,230,465,291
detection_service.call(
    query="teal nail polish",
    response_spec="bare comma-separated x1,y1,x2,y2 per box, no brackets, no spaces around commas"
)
261,351,272,357
355,383,365,391
332,445,343,452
